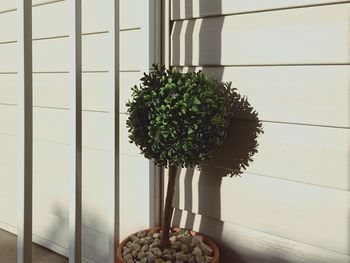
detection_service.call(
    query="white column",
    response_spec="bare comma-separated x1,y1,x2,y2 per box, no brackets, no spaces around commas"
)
68,0,82,262
107,0,120,262
17,1,33,262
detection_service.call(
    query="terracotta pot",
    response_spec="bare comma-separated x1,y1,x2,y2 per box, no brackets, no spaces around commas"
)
117,227,219,263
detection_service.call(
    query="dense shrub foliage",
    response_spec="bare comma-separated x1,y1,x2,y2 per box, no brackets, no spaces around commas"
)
126,65,231,167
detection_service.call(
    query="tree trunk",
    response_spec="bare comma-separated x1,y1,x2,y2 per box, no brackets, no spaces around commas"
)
160,165,177,248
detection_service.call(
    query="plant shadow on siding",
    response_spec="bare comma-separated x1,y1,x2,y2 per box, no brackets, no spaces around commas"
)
171,0,267,262
173,89,264,263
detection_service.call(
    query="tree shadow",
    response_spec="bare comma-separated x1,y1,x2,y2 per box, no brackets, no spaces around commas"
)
171,1,263,261
199,85,264,177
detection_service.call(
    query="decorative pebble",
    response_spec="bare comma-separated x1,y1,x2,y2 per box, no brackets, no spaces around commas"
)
137,230,147,238
141,244,149,252
153,233,161,239
121,229,214,263
191,236,203,247
195,255,206,263
169,235,177,243
130,243,141,252
181,244,190,253
192,246,203,257
200,243,213,256
130,235,139,242
123,253,133,261
122,248,130,256
172,241,182,250
188,256,196,263
137,251,146,259
131,250,138,258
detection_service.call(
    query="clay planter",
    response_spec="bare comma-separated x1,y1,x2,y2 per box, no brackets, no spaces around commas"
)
116,227,219,263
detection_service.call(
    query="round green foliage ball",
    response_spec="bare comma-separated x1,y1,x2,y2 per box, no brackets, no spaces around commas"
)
126,65,231,168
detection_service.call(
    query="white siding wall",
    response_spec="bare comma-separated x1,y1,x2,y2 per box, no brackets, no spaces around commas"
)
170,1,350,262
0,0,154,262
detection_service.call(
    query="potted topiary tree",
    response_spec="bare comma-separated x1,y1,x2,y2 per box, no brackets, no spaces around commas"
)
117,64,233,263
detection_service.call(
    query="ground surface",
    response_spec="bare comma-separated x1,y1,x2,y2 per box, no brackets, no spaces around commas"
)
0,228,68,263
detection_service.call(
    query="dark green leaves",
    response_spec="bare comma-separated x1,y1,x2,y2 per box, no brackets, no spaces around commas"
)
126,64,231,168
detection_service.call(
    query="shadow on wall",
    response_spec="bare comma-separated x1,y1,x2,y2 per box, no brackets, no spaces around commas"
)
172,89,264,262
171,0,264,262
41,204,108,262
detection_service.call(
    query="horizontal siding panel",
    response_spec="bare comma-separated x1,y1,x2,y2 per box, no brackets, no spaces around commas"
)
171,0,348,20
120,72,142,113
0,1,15,12
0,30,140,72
0,185,110,262
0,75,17,104
0,198,17,228
120,154,148,199
120,153,150,239
120,195,151,240
0,134,109,192
0,105,109,150
180,66,350,128
0,73,110,112
206,121,349,191
2,108,348,191
120,114,143,157
171,4,350,66
0,0,139,32
173,169,350,254
120,29,143,71
172,209,350,263
32,211,109,262
33,175,109,234
120,0,142,29
0,11,17,42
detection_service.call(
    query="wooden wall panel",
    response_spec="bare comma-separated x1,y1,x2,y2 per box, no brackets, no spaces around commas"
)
0,73,111,112
0,75,17,104
180,66,350,128
0,1,15,12
203,121,349,191
0,0,139,37
119,72,142,113
171,4,350,66
173,168,350,255
120,114,142,157
0,105,109,150
2,107,348,191
171,0,348,20
31,211,109,262
119,154,150,239
172,209,350,263
0,11,17,42
0,30,141,72
169,1,350,262
0,0,150,261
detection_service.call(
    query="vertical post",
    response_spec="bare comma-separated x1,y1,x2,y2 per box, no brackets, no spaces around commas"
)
107,0,119,262
68,0,82,262
17,0,33,262
162,0,170,69
148,0,162,228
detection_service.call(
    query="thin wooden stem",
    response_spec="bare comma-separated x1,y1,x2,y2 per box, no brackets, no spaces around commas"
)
160,165,177,247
